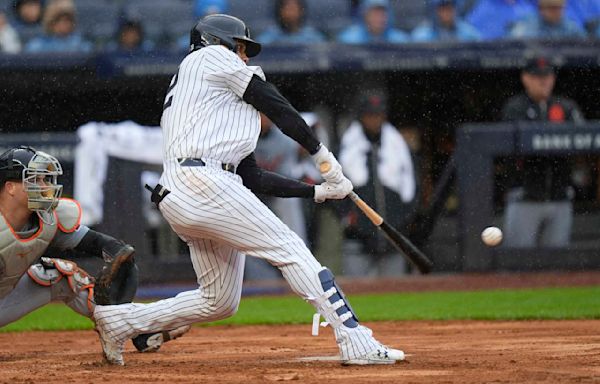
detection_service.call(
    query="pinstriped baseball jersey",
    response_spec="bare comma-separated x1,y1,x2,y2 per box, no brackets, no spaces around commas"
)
161,45,266,165
93,41,394,364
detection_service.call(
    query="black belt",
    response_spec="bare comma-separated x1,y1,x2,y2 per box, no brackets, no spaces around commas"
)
177,158,237,174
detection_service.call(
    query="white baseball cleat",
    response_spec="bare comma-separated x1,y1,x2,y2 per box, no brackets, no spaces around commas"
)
342,345,405,365
133,325,192,353
95,318,125,366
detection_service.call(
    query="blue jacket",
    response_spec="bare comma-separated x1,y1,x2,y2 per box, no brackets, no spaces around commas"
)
257,25,326,45
510,15,586,39
25,33,92,53
467,0,536,40
337,24,409,44
532,0,600,29
411,19,481,42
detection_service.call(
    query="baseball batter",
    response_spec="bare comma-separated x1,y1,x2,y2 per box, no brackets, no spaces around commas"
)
94,14,404,366
0,146,188,352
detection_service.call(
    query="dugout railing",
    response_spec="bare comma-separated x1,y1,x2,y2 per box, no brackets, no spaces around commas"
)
456,121,600,272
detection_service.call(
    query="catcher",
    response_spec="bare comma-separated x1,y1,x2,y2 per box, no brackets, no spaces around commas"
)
0,146,189,353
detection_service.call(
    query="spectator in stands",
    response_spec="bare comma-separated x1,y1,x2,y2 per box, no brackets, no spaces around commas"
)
563,0,600,32
411,0,481,42
500,55,585,248
466,0,536,40
339,90,417,276
0,10,21,53
107,19,154,54
509,0,585,39
194,0,228,17
25,0,92,53
337,0,409,44
177,0,228,50
257,0,325,45
9,0,44,44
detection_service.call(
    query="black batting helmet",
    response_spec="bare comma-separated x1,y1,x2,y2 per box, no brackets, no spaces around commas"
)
189,14,261,57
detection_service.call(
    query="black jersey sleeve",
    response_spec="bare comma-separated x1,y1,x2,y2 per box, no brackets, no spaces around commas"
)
237,153,314,198
242,75,321,155
74,229,130,260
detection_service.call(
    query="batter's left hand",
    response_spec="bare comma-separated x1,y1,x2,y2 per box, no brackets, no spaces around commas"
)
314,178,353,203
311,145,344,184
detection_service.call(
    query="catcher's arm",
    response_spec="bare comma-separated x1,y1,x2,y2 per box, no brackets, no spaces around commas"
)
74,229,132,262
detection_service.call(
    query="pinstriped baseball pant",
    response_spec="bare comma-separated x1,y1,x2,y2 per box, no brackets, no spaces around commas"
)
94,163,379,360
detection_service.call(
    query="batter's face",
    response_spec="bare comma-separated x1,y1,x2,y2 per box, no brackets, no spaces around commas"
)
235,41,249,64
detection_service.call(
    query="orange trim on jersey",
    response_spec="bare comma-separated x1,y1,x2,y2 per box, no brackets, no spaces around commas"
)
56,198,82,233
0,212,45,243
67,276,75,292
87,287,95,313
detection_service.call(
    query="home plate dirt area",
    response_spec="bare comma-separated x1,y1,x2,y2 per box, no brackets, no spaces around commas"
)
1,272,598,383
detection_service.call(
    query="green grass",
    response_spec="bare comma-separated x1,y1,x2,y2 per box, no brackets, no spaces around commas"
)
2,286,599,332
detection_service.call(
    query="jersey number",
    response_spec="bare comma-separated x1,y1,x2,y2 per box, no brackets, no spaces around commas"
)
163,72,179,111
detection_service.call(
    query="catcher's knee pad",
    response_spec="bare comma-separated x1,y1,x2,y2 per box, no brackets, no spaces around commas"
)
27,257,95,313
316,268,358,328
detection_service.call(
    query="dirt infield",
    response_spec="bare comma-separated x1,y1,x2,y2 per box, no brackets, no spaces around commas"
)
1,272,599,383
1,320,598,383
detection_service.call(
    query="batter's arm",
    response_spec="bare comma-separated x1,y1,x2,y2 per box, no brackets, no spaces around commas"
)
237,153,314,198
242,75,321,155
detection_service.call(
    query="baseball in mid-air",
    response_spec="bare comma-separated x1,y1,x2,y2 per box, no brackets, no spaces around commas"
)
481,226,503,247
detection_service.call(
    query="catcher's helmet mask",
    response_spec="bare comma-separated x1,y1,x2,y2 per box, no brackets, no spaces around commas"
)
0,146,63,223
190,14,261,57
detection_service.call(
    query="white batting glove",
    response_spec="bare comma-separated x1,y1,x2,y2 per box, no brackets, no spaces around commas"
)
314,178,353,203
311,145,344,184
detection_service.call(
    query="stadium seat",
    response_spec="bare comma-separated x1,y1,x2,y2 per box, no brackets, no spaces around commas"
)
229,0,274,36
76,1,121,47
305,0,351,37
124,0,194,47
391,0,430,32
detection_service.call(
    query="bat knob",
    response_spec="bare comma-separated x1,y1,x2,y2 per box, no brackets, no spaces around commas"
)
320,162,331,173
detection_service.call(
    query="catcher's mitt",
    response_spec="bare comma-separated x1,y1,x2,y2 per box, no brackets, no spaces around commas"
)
94,242,139,305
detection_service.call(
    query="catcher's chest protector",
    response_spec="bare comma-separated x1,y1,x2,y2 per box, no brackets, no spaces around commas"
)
0,198,81,299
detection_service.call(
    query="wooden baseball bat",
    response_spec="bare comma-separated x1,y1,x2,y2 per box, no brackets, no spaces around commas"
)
320,163,433,274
